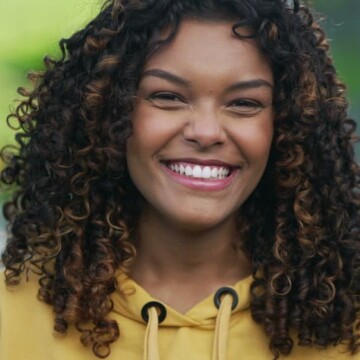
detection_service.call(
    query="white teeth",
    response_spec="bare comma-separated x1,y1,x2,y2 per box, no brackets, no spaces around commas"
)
202,166,211,179
193,165,202,178
168,163,231,180
185,165,192,176
211,168,218,178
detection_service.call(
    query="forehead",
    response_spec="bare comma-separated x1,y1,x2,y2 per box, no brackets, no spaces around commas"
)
143,19,273,85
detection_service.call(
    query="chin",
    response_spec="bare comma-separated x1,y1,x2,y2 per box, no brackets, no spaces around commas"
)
167,211,235,234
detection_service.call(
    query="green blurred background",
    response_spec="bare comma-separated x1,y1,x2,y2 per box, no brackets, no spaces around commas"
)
0,0,359,250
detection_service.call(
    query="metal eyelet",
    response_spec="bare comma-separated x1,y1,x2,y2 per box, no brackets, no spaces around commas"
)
214,287,239,310
141,301,167,323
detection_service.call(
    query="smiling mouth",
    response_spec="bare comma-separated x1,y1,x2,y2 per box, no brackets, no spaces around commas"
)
164,161,234,180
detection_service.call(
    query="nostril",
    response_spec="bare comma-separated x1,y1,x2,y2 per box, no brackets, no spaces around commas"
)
182,117,226,148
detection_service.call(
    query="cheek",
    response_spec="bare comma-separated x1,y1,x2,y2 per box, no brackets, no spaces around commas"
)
128,105,183,156
127,107,157,159
232,119,274,163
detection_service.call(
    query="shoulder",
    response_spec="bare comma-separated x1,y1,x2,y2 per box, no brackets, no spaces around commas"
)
0,269,93,359
0,269,58,357
290,344,360,360
0,269,53,326
0,269,40,301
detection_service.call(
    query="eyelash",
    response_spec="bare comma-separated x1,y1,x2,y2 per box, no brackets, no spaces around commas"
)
228,99,263,108
146,91,265,114
226,99,264,115
147,92,186,103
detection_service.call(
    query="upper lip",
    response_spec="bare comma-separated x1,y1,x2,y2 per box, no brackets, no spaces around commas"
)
161,158,240,168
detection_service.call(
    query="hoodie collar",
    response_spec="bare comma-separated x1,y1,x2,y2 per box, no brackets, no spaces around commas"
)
112,271,252,328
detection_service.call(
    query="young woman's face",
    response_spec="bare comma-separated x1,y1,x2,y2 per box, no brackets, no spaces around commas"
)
126,19,274,231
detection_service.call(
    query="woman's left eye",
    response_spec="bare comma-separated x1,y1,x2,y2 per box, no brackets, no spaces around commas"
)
226,99,264,115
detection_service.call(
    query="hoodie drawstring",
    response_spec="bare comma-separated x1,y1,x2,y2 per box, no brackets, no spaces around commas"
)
142,301,167,360
142,288,238,360
144,306,160,360
212,286,238,360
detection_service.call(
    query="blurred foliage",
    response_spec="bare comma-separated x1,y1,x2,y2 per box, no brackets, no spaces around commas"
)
313,0,360,125
0,0,101,164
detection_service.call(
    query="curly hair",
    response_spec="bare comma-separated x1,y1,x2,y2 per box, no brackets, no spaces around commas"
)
1,0,359,358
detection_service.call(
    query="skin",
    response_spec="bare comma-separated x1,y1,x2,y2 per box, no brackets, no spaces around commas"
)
126,19,274,313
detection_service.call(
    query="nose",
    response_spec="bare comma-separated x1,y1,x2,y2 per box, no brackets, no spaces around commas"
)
182,105,226,149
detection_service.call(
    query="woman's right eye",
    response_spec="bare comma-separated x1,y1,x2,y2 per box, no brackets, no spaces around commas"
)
146,92,188,109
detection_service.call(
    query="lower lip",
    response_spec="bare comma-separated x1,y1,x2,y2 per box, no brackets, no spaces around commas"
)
162,165,239,191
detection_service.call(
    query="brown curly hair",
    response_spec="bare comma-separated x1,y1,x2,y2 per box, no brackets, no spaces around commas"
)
1,0,359,358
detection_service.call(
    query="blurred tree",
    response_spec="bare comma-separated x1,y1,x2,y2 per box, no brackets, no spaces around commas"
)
0,0,100,153
314,0,360,128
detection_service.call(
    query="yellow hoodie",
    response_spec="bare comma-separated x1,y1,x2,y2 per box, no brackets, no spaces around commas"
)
0,270,357,360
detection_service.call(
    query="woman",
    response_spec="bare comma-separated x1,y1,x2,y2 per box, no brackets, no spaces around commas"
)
0,0,359,359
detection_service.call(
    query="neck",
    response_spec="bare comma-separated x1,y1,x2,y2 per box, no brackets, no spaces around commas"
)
130,209,251,287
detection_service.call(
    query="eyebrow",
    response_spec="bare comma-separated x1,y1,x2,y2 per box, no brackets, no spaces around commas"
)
226,79,273,92
141,68,273,92
142,69,191,87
